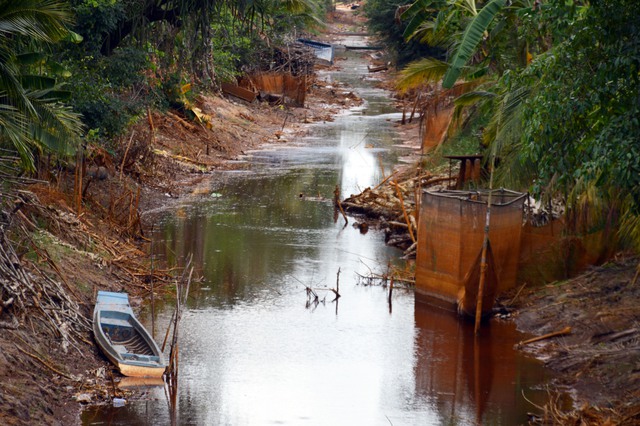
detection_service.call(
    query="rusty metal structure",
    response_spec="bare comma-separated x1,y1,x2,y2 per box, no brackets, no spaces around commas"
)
416,189,527,315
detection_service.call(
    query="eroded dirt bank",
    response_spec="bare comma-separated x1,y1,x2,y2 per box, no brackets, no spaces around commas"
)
510,255,640,424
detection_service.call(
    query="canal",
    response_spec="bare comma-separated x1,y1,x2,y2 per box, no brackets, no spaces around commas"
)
83,47,553,425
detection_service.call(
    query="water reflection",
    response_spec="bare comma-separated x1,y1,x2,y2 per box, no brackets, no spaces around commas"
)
413,300,550,425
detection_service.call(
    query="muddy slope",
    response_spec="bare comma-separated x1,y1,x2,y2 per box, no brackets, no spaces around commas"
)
510,255,640,423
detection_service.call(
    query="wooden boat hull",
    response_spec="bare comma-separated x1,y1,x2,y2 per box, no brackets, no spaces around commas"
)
118,376,165,389
93,291,166,378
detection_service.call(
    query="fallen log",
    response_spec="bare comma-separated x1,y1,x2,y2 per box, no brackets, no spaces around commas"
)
386,220,408,229
368,64,388,73
167,111,197,131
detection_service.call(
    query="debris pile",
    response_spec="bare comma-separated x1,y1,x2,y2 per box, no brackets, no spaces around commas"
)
0,190,90,343
341,169,455,258
514,255,640,423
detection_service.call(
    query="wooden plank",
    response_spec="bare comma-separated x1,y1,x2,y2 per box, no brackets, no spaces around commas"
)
368,64,388,73
344,45,383,50
221,83,257,103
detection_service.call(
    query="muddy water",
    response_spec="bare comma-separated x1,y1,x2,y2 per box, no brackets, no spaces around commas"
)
82,49,553,425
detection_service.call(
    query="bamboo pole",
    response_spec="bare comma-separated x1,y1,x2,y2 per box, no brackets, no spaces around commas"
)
151,228,155,339
631,262,640,286
161,310,176,353
474,155,496,335
392,181,416,243
75,146,83,215
119,131,135,182
148,107,155,145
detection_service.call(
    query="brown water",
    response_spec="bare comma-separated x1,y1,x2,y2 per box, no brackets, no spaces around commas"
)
82,48,554,425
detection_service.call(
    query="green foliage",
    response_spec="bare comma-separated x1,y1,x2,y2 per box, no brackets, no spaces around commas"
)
0,0,84,172
62,48,151,138
69,0,124,56
519,0,640,206
397,0,640,252
209,10,258,82
441,0,505,88
58,0,325,139
396,57,448,91
364,0,444,66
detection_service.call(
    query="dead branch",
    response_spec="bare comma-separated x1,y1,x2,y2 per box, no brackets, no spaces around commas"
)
517,326,572,348
14,343,74,380
334,185,348,225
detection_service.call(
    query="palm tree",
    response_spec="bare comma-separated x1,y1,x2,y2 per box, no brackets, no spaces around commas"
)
396,0,540,163
0,0,83,173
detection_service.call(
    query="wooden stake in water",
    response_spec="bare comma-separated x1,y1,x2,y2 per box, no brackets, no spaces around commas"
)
474,156,496,335
165,254,193,424
150,226,155,339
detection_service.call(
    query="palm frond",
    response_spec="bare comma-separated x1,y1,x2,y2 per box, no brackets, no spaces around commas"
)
480,84,532,189
402,0,436,41
0,0,72,43
459,0,478,16
27,88,84,145
397,57,449,92
619,197,640,252
0,106,34,171
451,89,495,129
442,0,506,88
454,90,496,107
279,0,318,16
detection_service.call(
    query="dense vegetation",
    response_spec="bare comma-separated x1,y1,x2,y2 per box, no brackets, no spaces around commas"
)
370,0,640,250
363,0,443,66
0,0,325,172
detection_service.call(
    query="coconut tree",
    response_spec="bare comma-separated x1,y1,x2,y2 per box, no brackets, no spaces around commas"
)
395,0,520,153
0,0,83,173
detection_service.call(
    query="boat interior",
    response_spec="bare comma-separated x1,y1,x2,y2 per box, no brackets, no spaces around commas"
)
100,313,155,357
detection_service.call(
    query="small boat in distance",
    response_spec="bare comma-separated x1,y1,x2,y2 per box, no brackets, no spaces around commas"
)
297,38,334,64
93,291,166,378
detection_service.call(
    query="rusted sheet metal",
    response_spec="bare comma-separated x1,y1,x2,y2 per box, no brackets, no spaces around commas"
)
249,73,307,107
415,189,526,315
221,83,257,103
